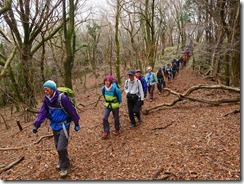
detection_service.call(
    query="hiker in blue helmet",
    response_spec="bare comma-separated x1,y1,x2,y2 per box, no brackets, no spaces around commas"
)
32,80,80,178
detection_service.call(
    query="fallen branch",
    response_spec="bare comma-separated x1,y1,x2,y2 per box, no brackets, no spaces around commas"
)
151,121,176,131
0,156,24,174
33,134,53,144
223,109,240,117
152,167,164,180
94,94,103,107
158,172,177,180
0,134,53,151
0,112,9,130
143,84,240,115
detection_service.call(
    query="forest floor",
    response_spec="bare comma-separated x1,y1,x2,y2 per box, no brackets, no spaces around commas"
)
0,66,240,181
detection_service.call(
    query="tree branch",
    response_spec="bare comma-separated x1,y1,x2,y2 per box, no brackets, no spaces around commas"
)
143,85,240,115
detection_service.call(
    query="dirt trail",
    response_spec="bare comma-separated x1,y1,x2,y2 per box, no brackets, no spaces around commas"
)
0,68,240,180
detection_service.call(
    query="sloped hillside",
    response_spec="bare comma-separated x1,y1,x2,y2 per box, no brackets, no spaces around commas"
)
0,67,240,180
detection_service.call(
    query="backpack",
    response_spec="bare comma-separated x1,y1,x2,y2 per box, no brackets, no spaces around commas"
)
58,87,76,115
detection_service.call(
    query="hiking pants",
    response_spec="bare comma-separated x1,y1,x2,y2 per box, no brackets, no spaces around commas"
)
102,107,120,133
53,128,70,170
148,84,155,100
157,79,163,93
127,98,141,125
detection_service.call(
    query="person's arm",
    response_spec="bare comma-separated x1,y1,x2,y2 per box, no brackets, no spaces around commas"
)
142,78,147,92
116,87,122,104
124,80,129,94
34,100,49,128
137,80,144,101
145,73,148,83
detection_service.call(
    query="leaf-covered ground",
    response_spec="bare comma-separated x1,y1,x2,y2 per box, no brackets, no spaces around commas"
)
0,67,240,180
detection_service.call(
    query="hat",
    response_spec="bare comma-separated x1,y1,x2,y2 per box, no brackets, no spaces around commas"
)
135,69,141,73
147,66,152,71
43,80,57,91
127,70,135,75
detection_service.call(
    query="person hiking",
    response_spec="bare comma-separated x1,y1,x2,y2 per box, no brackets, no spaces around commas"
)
135,69,147,98
124,70,144,128
32,80,80,178
156,67,165,94
165,64,173,82
145,66,158,102
101,76,122,139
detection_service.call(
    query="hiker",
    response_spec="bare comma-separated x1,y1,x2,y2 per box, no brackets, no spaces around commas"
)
145,66,158,102
172,62,178,79
124,70,144,128
165,64,173,82
32,80,80,178
156,67,165,94
135,69,147,98
101,76,122,139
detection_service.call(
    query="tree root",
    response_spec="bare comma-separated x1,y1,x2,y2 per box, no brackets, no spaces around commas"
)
143,84,240,115
0,156,24,174
0,134,53,151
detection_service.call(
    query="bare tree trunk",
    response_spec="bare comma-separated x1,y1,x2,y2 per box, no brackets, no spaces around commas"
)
115,0,121,85
63,0,76,89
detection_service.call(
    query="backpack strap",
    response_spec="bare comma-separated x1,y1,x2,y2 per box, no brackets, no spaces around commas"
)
58,93,69,115
102,86,118,109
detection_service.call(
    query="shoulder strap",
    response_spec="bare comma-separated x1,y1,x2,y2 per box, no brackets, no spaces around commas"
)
58,93,69,115
58,93,64,109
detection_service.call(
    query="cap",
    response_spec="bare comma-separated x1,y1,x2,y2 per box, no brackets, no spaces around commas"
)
127,70,135,75
147,66,152,71
135,69,141,73
43,80,57,91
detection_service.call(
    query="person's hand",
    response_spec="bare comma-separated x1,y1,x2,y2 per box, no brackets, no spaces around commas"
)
74,125,80,131
32,126,38,134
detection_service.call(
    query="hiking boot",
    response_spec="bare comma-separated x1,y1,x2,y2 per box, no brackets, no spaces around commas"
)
56,164,60,170
130,124,136,128
112,130,120,136
59,169,68,178
101,132,109,139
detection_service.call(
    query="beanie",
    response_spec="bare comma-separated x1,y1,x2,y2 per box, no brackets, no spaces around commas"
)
43,80,57,91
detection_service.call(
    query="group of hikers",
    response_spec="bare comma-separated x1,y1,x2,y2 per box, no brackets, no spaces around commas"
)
31,47,191,178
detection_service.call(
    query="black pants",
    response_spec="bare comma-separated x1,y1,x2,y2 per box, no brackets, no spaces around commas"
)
53,128,70,170
127,98,141,125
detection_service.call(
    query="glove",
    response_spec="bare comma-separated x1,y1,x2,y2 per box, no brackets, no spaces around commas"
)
74,125,80,131
32,126,38,134
141,100,144,106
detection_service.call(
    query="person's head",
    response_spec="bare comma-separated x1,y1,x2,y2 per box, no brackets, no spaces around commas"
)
147,66,152,73
135,69,141,78
104,76,113,87
43,80,57,98
127,70,135,81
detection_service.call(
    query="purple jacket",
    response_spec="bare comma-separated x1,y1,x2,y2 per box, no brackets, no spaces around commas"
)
34,91,80,130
